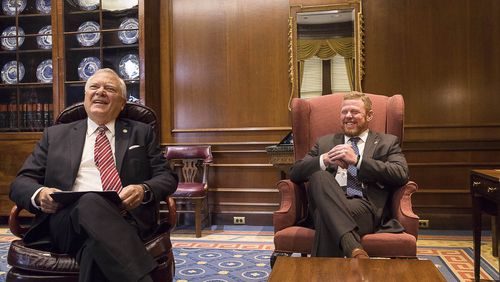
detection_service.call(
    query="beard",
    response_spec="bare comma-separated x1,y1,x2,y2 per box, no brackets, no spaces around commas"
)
342,120,368,137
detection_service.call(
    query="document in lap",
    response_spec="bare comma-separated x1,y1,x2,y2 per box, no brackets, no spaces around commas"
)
50,191,122,206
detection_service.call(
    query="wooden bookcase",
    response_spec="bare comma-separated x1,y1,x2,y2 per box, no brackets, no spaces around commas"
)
0,0,160,216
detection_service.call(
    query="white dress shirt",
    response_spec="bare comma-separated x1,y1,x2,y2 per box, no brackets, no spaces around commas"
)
73,119,117,192
319,130,369,187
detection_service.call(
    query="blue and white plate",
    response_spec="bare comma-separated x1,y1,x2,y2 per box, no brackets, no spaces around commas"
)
1,26,25,50
77,0,98,11
36,25,52,49
1,61,25,84
118,18,138,45
76,21,100,47
78,57,101,81
35,0,51,14
36,59,52,83
118,54,139,80
2,0,26,16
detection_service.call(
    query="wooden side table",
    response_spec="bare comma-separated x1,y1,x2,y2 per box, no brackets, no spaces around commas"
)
269,256,446,281
471,169,500,281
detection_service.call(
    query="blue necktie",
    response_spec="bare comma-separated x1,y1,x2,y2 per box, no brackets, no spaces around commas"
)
346,137,363,197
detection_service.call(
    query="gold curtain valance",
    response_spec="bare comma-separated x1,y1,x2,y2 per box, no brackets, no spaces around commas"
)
297,37,354,61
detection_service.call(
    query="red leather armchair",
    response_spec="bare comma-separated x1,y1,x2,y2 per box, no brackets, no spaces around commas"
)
6,102,177,282
272,93,419,266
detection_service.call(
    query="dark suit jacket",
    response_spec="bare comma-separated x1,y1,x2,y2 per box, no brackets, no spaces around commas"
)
290,131,409,228
10,118,178,245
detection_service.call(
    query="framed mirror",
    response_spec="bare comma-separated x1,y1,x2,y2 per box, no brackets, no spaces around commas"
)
288,1,363,105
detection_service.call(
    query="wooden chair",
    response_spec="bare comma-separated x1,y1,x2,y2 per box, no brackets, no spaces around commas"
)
271,93,419,266
165,145,213,238
6,102,177,282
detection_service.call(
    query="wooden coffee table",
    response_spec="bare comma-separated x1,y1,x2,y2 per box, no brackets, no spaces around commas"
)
268,256,446,281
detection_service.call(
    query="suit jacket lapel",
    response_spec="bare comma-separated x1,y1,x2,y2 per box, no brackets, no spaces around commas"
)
363,131,379,159
115,119,130,173
69,120,87,185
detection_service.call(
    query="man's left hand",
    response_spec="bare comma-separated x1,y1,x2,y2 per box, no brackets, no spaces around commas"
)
119,185,144,210
329,144,358,168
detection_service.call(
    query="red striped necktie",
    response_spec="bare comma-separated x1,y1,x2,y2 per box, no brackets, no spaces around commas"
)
94,126,122,193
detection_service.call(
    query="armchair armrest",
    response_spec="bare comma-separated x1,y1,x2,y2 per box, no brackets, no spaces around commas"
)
391,181,419,238
165,196,177,228
273,180,308,233
9,206,29,238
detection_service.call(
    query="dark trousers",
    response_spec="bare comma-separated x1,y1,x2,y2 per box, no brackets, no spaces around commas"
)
48,193,157,282
308,171,378,257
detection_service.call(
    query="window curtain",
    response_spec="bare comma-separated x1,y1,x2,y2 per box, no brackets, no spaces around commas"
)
297,38,354,90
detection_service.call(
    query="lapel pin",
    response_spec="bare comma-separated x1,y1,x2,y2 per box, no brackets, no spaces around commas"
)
123,129,128,133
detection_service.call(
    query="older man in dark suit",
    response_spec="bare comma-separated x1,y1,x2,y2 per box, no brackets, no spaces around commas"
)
290,92,409,259
10,68,178,282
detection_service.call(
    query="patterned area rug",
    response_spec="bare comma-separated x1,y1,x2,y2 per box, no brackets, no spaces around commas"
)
0,226,498,282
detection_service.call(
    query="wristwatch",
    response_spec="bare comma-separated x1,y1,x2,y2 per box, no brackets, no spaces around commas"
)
141,183,153,203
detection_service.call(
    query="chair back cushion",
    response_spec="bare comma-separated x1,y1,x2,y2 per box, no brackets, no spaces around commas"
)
164,145,213,163
56,102,159,136
164,145,213,189
291,93,404,160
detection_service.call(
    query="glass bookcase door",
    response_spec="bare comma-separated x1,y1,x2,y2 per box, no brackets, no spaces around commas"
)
0,0,54,132
62,0,140,107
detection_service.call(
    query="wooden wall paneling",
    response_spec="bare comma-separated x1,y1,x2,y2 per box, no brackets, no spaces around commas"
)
165,129,291,144
140,0,161,118
0,135,39,216
207,145,281,225
364,0,472,126
363,0,500,229
404,126,500,142
468,0,500,124
162,0,290,143
160,0,291,224
160,0,173,139
404,139,500,228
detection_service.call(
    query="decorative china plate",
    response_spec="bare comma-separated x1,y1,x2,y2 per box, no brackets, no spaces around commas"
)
118,18,139,45
78,57,101,81
36,25,52,49
77,0,99,11
1,26,25,50
36,59,53,83
76,21,100,47
2,0,26,16
35,0,51,14
1,61,25,84
118,54,139,80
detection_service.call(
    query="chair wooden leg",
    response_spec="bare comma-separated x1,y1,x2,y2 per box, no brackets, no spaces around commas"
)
205,196,211,227
195,199,202,238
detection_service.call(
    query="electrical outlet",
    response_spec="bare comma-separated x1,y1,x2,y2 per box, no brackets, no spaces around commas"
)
419,219,429,229
233,216,246,225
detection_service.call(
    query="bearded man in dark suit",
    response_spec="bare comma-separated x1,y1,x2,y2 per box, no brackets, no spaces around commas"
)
10,68,178,282
289,92,409,259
